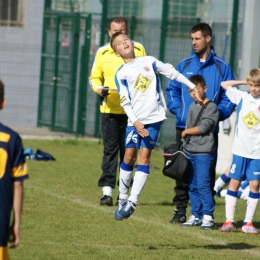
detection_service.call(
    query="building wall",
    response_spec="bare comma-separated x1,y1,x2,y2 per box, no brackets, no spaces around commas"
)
0,0,44,128
0,0,44,45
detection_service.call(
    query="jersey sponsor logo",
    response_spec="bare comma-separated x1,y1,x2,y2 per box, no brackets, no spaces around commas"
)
134,74,151,93
242,112,259,129
253,172,260,175
120,96,126,103
187,72,193,74
144,66,149,71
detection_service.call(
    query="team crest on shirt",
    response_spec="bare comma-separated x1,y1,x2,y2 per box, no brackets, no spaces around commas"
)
144,66,149,71
242,112,259,129
134,74,151,93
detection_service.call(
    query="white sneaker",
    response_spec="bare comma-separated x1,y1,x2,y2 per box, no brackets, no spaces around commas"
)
201,215,214,230
181,215,202,226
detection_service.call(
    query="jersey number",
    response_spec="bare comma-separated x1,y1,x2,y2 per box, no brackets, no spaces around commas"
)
0,148,8,179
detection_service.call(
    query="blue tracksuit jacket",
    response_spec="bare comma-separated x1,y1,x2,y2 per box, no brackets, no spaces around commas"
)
165,47,236,133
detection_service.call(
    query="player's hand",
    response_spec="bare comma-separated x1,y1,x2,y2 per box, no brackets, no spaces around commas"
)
8,224,20,249
181,130,187,138
193,86,206,108
98,89,109,97
133,121,149,137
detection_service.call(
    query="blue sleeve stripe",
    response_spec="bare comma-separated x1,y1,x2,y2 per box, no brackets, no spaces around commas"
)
152,61,161,102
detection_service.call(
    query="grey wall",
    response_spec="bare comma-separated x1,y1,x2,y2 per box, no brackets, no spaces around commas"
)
0,0,44,45
0,0,44,128
240,0,260,82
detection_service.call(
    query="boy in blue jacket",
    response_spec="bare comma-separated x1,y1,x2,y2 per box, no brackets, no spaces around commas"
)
166,22,236,224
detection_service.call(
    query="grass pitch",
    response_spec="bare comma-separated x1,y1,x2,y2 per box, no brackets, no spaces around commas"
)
9,139,260,260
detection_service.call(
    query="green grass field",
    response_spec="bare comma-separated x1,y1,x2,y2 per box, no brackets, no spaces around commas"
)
9,139,260,260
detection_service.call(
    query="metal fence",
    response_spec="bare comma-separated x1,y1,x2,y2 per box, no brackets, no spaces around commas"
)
0,0,245,147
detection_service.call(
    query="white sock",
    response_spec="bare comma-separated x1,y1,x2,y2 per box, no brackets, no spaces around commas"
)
239,186,250,200
203,215,213,221
214,173,229,192
118,166,133,200
244,193,259,223
225,192,237,222
220,189,227,197
102,186,112,197
128,170,149,204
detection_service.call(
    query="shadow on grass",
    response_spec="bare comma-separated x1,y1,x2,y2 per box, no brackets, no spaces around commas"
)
132,242,257,251
204,243,257,250
214,221,260,229
138,201,174,206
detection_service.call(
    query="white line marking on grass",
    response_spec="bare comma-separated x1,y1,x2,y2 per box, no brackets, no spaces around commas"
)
25,184,260,257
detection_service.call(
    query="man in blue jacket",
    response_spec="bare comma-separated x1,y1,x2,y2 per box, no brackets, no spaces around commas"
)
166,23,236,224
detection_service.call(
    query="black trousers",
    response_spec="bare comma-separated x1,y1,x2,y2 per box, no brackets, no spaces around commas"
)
173,128,218,213
98,113,128,189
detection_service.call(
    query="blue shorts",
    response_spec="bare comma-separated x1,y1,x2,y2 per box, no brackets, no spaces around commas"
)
125,121,162,150
228,154,260,181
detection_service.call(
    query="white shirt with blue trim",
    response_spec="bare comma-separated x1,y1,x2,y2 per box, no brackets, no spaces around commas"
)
115,56,179,126
226,87,260,159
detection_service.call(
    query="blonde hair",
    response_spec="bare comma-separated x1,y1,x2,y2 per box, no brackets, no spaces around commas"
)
246,69,260,84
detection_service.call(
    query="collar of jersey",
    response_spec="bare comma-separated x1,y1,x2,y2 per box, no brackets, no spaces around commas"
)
108,44,115,54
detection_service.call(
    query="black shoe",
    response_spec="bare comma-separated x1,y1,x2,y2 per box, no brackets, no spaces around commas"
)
169,209,186,224
100,195,113,206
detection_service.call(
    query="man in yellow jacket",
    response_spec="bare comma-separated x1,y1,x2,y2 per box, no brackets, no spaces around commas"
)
89,17,146,206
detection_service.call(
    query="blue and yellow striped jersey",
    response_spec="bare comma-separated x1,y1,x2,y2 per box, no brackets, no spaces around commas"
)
0,123,28,247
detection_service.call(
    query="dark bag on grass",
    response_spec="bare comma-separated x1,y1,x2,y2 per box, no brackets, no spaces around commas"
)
35,149,56,161
162,142,189,182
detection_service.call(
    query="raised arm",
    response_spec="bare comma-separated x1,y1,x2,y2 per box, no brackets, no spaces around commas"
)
175,73,205,107
221,80,247,90
155,59,204,105
165,78,182,116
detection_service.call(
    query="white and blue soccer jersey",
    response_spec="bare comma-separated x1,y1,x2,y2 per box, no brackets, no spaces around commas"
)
115,56,179,126
226,87,260,159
